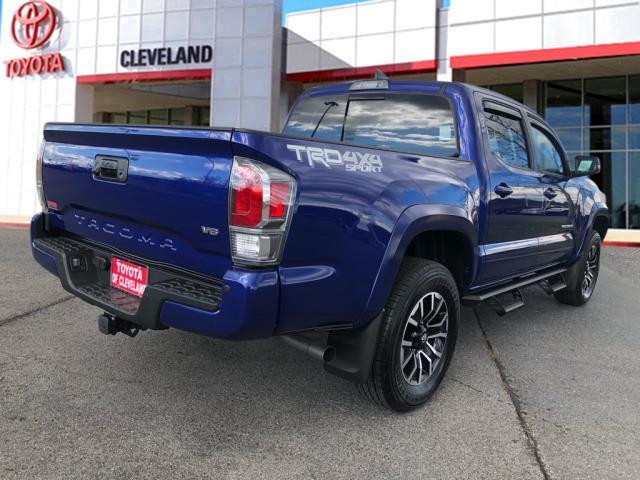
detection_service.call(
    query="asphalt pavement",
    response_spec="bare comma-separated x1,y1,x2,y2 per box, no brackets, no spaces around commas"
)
0,226,638,479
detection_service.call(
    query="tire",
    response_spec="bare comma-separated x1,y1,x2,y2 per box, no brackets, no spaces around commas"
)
555,231,601,306
357,258,460,412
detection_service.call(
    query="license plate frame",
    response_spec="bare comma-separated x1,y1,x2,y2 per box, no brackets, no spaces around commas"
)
110,257,149,298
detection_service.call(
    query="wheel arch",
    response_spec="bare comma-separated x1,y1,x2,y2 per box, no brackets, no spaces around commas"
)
356,204,478,328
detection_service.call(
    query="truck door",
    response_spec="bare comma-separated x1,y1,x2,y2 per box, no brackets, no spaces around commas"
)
476,100,544,285
526,117,575,267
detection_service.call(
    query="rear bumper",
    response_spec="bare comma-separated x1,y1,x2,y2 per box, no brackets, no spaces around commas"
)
30,214,279,340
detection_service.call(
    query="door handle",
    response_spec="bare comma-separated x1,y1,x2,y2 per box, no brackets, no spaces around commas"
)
543,187,557,199
494,183,513,198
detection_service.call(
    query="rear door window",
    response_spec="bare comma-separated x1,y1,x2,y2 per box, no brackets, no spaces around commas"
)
284,93,458,157
484,107,530,169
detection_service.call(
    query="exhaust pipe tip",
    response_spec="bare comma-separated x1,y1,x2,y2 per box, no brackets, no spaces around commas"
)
322,345,336,363
280,334,335,363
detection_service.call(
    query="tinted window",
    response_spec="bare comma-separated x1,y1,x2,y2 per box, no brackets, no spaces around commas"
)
484,109,529,169
530,125,564,175
284,93,458,157
283,95,348,142
342,95,457,157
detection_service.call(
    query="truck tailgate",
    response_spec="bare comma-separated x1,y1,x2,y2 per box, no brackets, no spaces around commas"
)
42,124,234,278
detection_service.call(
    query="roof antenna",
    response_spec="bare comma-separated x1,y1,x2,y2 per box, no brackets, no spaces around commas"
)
374,69,389,80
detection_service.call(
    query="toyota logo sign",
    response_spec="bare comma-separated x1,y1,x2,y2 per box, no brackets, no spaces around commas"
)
11,1,57,50
4,1,65,77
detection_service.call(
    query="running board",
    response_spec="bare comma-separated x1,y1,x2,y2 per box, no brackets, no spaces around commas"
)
463,268,567,316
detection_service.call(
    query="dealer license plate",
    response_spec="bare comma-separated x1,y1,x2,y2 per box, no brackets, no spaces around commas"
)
110,257,148,297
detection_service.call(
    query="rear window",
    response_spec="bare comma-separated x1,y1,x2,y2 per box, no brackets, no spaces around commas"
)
284,93,458,157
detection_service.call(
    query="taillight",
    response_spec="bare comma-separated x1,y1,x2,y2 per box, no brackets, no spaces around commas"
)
230,163,264,228
36,140,47,213
229,157,296,266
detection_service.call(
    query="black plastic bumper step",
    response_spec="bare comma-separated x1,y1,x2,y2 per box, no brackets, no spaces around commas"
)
34,235,223,328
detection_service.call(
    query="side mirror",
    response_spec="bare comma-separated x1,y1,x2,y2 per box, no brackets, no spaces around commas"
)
574,155,601,177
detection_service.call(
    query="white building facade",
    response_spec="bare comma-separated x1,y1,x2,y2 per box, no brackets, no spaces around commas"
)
2,0,640,235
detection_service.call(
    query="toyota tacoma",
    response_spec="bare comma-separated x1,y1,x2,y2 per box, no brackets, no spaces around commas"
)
31,77,609,411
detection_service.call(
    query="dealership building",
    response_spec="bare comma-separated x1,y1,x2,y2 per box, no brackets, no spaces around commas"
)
2,0,640,240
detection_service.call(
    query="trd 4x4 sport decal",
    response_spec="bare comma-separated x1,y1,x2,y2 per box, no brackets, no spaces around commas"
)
287,145,383,173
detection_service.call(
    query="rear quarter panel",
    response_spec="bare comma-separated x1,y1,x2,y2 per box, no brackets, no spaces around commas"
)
233,85,482,332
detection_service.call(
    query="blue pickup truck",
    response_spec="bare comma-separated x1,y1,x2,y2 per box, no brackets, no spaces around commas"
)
31,76,609,411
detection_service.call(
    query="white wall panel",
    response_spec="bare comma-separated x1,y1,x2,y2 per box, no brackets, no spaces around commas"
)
495,0,541,19
544,10,594,48
143,0,165,14
98,17,119,45
119,15,141,43
595,0,638,6
286,0,437,74
595,5,640,44
165,0,190,10
165,11,189,40
120,0,143,16
321,5,356,40
357,1,395,36
286,11,321,42
320,37,356,68
96,46,119,73
495,17,542,52
356,33,394,66
449,0,494,24
141,13,164,42
396,0,435,29
79,0,98,19
286,42,321,72
544,0,594,13
245,6,274,37
215,7,242,38
214,68,242,98
243,37,273,67
450,22,494,56
99,1,120,17
78,19,98,46
395,28,432,63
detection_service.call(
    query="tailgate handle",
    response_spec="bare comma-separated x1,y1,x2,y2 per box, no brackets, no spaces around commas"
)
93,156,128,183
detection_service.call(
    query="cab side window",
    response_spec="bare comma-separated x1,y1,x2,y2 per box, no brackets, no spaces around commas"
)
530,125,565,175
484,108,529,169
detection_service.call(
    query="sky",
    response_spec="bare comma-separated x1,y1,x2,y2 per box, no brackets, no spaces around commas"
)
283,0,370,16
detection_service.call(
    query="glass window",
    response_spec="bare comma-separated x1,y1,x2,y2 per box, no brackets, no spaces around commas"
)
491,84,524,104
103,112,127,124
591,152,626,229
484,109,529,169
530,125,564,175
629,126,640,150
283,95,348,142
584,77,626,126
555,128,581,151
629,153,640,229
342,95,458,157
629,76,640,124
149,109,169,125
129,111,148,125
170,108,186,126
587,127,626,151
193,106,209,127
545,80,582,127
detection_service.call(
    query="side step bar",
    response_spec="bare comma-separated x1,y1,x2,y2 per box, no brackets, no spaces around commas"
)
462,268,567,316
